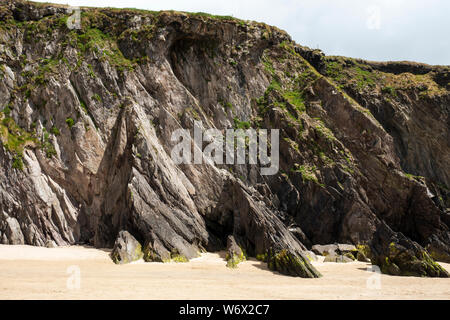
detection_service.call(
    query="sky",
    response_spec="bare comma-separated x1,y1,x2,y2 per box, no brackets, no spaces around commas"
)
43,0,449,65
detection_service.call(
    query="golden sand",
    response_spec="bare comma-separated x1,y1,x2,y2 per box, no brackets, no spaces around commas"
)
0,245,449,300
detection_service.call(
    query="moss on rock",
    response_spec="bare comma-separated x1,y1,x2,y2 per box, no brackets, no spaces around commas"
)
374,241,449,277
266,248,322,278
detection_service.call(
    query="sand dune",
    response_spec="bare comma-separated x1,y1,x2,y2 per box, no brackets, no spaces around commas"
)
0,245,449,300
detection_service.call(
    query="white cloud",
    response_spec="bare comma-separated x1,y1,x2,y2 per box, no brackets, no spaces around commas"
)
40,0,449,65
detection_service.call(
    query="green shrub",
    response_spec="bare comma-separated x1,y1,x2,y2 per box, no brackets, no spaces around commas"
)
65,118,75,128
50,126,60,135
92,94,101,102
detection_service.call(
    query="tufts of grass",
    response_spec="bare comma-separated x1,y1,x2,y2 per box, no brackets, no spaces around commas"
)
66,118,75,128
283,91,306,113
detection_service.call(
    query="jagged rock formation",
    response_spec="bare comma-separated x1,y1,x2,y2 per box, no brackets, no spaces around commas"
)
0,0,449,277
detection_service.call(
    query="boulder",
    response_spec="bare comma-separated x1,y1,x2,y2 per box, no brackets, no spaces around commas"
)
324,254,354,263
0,1,449,279
225,235,245,268
110,231,143,264
45,240,57,248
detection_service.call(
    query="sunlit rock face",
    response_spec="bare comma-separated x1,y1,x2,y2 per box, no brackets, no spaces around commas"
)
0,0,448,277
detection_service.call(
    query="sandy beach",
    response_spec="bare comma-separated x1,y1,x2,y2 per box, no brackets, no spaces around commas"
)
0,245,449,300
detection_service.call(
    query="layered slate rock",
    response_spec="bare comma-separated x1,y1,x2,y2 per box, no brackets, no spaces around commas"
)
0,0,448,278
110,231,144,264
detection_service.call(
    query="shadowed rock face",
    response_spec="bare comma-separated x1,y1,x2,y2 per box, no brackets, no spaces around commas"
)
0,1,448,278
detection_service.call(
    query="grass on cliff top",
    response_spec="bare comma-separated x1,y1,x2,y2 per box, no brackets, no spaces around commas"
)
0,113,37,154
325,56,446,97
325,58,379,91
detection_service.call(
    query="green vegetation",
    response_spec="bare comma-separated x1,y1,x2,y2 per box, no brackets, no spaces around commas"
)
267,248,319,278
50,126,60,136
12,154,24,170
170,253,189,263
325,58,379,91
185,107,201,121
326,61,344,81
404,173,424,182
356,244,371,259
262,57,275,75
219,100,233,111
257,48,318,131
143,247,189,263
265,79,282,94
65,118,75,128
35,58,59,85
344,252,356,260
80,100,88,113
382,86,397,97
0,113,38,170
353,66,377,90
233,117,251,130
16,57,61,101
226,248,246,268
2,105,11,116
87,64,95,78
256,252,268,262
314,119,336,142
69,26,136,73
318,151,334,166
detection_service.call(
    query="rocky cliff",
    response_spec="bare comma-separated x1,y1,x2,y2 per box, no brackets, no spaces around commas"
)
0,0,449,277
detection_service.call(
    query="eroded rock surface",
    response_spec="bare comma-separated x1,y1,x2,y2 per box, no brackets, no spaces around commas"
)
0,1,448,277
